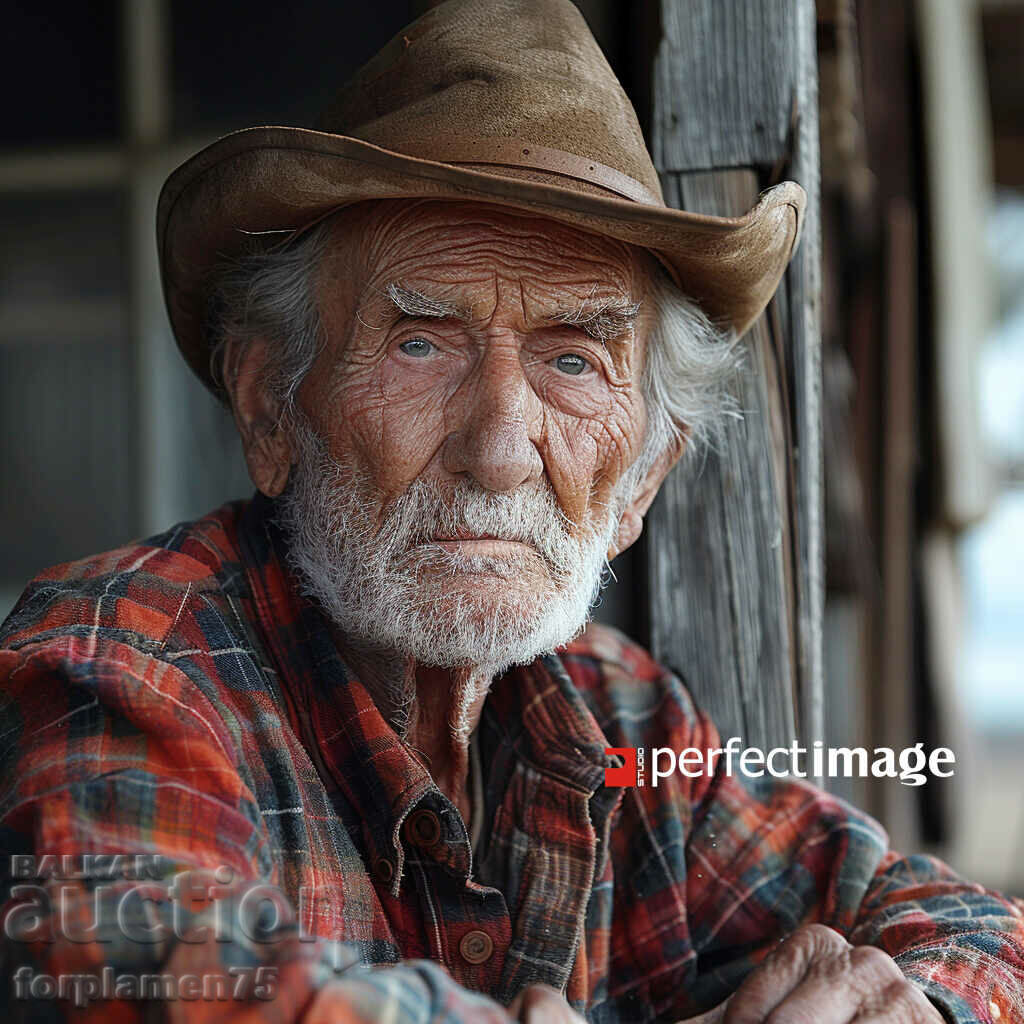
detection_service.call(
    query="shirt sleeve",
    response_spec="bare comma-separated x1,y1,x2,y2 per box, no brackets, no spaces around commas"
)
674,690,1024,1023
0,636,511,1024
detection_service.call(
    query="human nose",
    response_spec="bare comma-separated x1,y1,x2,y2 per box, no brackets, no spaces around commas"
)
441,341,544,492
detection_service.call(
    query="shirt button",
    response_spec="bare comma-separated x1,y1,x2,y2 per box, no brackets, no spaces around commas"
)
373,857,395,884
459,929,494,965
405,809,442,847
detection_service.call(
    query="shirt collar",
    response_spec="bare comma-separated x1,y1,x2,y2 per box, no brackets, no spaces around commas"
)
487,654,615,793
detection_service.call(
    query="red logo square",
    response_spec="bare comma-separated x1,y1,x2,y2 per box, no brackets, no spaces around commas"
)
604,747,638,787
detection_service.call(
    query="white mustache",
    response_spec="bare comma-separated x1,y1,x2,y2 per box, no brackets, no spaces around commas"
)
372,476,592,579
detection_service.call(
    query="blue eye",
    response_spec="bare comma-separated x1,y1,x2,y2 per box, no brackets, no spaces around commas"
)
554,353,588,375
399,338,434,357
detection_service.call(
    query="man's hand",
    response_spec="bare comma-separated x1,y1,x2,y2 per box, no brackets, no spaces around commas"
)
680,925,944,1023
507,984,586,1023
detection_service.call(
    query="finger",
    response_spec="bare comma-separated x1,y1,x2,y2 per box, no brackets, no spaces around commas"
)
852,977,946,1023
744,944,905,1024
508,983,586,1023
724,924,852,1024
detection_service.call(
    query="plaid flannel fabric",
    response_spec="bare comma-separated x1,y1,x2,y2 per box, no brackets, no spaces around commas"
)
1,494,1022,1022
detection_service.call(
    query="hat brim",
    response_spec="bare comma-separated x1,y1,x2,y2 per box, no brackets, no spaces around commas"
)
158,126,805,395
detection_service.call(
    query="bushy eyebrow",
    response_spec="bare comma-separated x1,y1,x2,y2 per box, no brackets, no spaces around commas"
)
383,281,640,343
385,282,474,323
546,297,642,343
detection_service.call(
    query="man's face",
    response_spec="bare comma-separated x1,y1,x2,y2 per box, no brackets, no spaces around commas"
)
280,199,655,669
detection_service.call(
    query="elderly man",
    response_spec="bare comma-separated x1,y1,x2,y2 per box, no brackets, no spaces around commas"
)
1,1,1022,1022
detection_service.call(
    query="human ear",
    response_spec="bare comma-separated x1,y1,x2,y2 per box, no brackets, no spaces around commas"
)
606,430,688,560
223,337,294,497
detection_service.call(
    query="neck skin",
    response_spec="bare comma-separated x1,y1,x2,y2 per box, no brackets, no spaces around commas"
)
331,631,492,825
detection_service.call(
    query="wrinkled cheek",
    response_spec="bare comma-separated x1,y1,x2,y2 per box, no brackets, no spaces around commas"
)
547,401,645,528
541,385,614,422
546,432,600,524
591,444,641,519
602,392,647,474
339,369,451,495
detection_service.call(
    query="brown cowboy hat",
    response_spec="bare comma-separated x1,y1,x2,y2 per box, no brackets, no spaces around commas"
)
158,0,805,396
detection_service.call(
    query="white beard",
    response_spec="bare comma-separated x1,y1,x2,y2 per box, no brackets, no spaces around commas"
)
276,416,634,678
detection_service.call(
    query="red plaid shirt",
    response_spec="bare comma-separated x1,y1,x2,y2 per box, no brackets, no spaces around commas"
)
1,495,1023,1022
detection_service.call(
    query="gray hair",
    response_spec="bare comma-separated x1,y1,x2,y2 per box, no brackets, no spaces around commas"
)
208,220,742,477
633,260,742,480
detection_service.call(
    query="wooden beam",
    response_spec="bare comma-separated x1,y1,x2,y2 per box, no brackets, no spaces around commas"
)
647,0,822,754
652,1,799,172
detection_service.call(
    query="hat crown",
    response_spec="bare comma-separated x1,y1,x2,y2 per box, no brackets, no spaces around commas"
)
315,0,664,203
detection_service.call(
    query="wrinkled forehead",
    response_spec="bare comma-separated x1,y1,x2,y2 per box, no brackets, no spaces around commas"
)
319,198,658,307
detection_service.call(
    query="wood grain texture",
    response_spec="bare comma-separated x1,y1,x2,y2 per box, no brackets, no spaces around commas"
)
652,0,799,173
789,0,824,752
647,0,821,754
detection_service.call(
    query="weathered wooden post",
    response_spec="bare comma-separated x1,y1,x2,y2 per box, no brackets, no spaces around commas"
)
645,0,822,753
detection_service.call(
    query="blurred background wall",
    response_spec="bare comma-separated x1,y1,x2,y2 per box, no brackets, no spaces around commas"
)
1,0,1021,894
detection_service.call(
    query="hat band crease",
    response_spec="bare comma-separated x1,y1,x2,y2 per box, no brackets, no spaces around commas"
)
390,135,663,206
